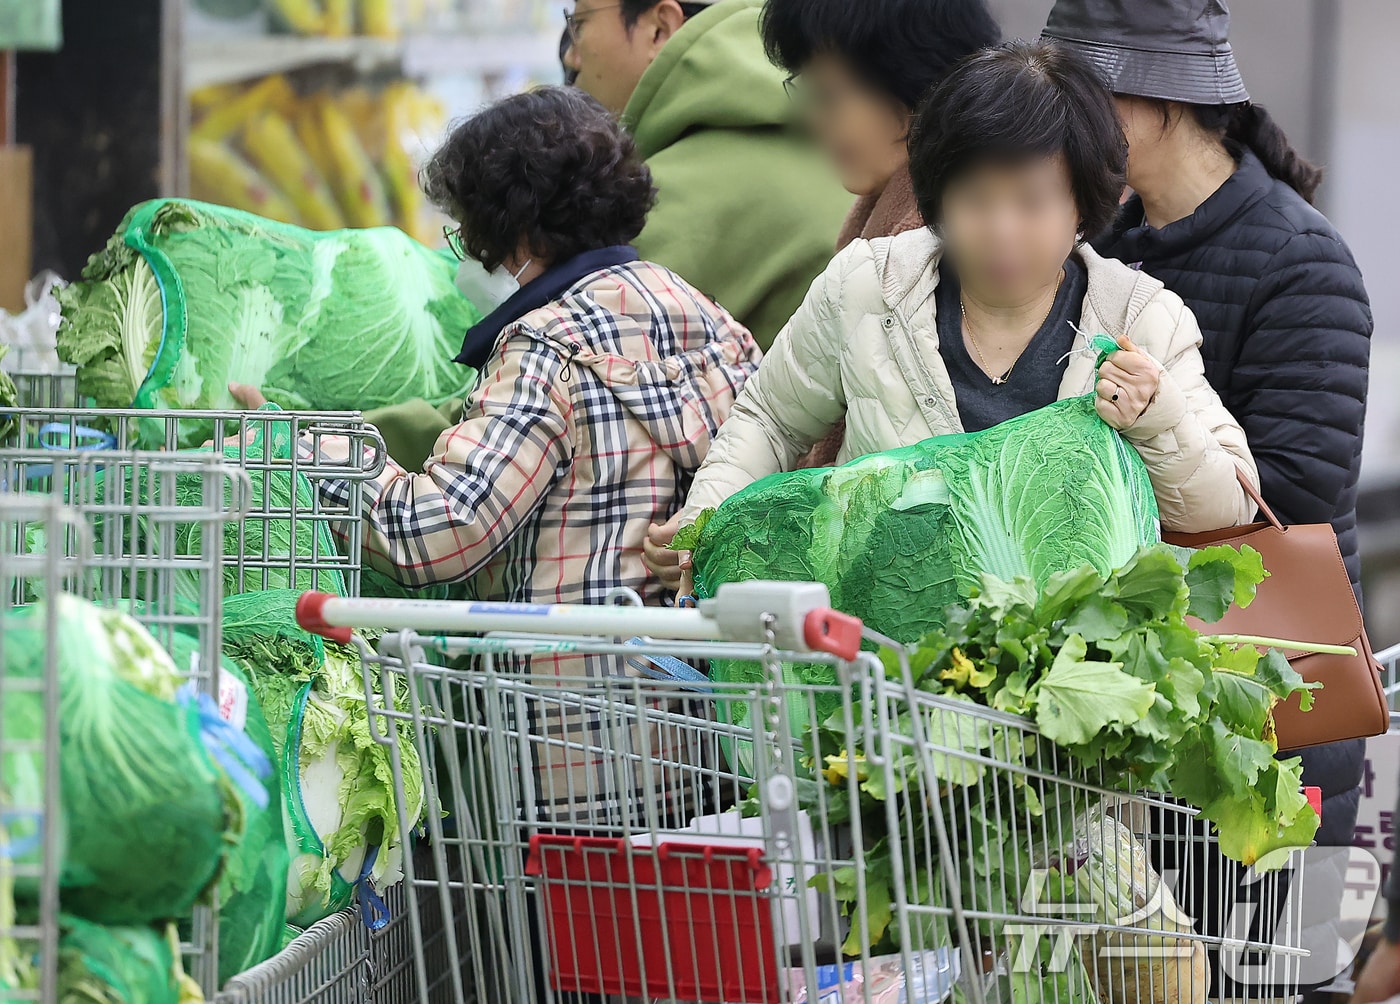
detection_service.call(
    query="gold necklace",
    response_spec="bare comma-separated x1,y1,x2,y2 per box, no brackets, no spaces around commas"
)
961,269,1065,386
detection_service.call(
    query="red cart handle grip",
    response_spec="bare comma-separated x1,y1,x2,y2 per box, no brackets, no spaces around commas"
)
804,609,863,661
296,592,354,645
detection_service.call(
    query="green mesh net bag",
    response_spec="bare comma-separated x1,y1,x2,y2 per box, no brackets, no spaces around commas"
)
54,917,179,1004
0,596,229,926
163,633,289,985
688,392,1160,766
90,407,349,599
56,199,481,450
219,591,423,929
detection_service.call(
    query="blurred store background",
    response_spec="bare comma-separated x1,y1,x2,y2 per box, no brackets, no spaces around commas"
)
1,0,1397,641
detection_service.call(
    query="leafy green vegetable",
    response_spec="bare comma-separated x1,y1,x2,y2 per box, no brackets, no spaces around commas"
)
55,917,179,1004
220,590,424,927
691,397,1160,768
0,347,19,440
91,411,348,597
58,199,481,446
1,596,229,926
775,543,1318,965
52,226,167,413
692,396,1159,636
669,508,714,553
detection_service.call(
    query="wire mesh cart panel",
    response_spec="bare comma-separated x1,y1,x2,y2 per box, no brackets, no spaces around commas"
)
0,407,385,597
0,495,84,1002
292,586,1313,1004
0,449,246,994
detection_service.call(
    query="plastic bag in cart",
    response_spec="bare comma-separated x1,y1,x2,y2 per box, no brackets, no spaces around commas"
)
786,948,960,1004
0,272,67,374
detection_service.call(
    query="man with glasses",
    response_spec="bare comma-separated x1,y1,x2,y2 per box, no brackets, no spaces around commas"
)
562,0,851,352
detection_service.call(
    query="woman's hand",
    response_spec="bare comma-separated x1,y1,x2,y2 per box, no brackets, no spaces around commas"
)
1095,336,1161,431
228,383,268,409
644,513,694,596
201,383,271,449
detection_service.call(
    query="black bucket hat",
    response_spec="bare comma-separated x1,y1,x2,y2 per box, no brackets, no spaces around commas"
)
1042,0,1250,106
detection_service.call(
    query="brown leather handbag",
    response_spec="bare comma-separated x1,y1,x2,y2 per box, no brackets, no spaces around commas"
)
1163,471,1388,752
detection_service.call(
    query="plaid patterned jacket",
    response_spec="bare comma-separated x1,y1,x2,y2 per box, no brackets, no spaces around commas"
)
318,262,761,818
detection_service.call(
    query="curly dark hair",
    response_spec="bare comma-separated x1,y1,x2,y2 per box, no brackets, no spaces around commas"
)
909,40,1127,240
422,86,657,271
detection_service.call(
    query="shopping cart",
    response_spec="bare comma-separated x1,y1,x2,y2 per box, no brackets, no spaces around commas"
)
291,584,1312,1004
0,406,385,596
0,448,248,995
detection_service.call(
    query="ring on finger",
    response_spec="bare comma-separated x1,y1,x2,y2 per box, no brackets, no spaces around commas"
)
1104,380,1119,403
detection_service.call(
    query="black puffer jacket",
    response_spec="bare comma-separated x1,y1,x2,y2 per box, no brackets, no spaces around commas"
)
1097,150,1374,847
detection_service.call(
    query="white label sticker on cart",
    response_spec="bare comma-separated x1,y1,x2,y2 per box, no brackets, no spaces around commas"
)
217,669,249,732
466,602,552,617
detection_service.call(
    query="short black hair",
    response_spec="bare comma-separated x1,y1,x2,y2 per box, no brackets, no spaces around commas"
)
760,0,1001,110
620,0,712,27
422,86,657,271
909,40,1127,240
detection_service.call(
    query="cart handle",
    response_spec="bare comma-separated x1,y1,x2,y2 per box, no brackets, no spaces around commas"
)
295,584,865,660
296,591,354,645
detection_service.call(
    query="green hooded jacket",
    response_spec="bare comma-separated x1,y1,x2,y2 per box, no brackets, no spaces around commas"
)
626,0,852,351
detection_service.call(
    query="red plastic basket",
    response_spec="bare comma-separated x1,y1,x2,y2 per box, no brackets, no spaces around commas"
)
526,834,782,1002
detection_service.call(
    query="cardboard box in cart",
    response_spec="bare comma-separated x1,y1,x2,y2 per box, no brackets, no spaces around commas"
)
0,146,33,314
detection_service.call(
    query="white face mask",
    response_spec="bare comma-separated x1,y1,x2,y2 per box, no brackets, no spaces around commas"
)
454,257,533,313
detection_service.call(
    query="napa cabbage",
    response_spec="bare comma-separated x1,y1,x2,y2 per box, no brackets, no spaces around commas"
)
57,199,481,447
689,396,1161,766
692,395,1160,644
0,596,230,926
219,591,424,927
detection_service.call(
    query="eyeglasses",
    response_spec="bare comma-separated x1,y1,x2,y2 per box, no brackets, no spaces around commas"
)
443,225,467,261
563,3,621,45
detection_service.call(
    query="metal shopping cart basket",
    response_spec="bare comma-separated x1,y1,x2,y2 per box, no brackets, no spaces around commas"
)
0,406,385,597
0,447,249,995
287,583,1314,1004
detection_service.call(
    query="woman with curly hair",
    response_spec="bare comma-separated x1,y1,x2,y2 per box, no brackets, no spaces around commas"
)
235,85,760,627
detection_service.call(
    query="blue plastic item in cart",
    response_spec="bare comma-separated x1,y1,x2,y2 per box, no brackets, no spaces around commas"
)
21,422,118,482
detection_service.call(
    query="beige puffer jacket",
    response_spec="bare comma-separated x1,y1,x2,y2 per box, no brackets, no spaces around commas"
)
682,228,1259,533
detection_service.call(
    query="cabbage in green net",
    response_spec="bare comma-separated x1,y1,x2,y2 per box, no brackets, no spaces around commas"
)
55,917,179,1004
690,396,1161,762
56,199,480,448
0,596,228,926
89,411,348,599
219,591,424,928
164,633,289,985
